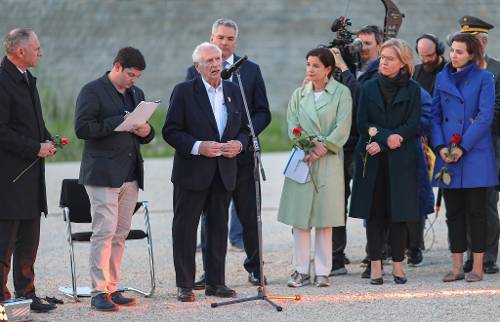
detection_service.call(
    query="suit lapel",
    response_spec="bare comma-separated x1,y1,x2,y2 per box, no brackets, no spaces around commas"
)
221,81,238,141
193,78,219,136
101,74,126,115
130,87,141,108
27,72,45,139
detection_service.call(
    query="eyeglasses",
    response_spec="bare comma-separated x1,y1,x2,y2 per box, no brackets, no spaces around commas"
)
200,59,222,67
380,55,397,63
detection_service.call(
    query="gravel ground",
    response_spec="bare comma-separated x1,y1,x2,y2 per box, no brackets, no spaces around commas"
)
11,153,500,322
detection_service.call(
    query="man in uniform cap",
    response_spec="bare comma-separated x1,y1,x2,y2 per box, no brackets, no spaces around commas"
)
459,15,500,274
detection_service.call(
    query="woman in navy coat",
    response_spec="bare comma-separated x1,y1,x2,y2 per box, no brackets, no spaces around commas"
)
431,33,497,282
350,39,421,285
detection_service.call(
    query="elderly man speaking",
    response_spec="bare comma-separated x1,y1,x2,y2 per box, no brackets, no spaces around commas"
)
163,42,249,302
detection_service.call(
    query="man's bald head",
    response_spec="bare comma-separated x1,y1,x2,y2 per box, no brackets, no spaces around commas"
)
417,37,442,72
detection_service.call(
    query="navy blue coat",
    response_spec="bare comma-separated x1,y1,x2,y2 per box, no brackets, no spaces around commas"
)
349,76,421,222
0,57,51,218
162,77,249,192
431,63,498,188
186,55,270,167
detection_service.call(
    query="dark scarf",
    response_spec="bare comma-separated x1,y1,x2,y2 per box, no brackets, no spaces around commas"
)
378,68,410,106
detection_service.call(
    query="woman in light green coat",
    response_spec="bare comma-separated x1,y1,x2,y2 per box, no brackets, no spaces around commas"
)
278,47,352,287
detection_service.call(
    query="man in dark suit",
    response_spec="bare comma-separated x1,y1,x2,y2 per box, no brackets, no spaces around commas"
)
459,15,500,274
0,28,57,313
187,18,271,288
163,42,249,302
330,25,383,278
75,47,155,311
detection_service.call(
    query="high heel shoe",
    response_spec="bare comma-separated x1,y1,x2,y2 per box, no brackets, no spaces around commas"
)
370,277,383,285
393,274,407,284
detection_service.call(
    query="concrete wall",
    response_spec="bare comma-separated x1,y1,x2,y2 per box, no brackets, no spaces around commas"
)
1,0,499,114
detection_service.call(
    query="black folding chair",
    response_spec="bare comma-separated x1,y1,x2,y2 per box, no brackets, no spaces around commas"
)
58,179,156,302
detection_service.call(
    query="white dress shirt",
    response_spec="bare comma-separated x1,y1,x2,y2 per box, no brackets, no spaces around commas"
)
223,54,234,81
190,78,228,155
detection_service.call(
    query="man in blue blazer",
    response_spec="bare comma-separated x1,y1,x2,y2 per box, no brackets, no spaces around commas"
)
163,42,249,302
186,18,271,287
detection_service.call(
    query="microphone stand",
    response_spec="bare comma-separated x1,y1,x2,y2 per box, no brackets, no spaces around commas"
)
211,68,301,312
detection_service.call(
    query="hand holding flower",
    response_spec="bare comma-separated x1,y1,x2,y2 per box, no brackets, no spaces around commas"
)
439,147,452,163
435,133,462,185
450,146,463,162
362,127,378,178
366,142,381,156
13,135,69,183
38,142,56,158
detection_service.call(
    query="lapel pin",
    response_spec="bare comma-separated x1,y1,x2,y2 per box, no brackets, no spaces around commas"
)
227,97,231,103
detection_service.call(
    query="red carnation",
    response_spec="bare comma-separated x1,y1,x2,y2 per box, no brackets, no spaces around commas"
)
60,136,69,145
292,127,302,137
450,134,461,145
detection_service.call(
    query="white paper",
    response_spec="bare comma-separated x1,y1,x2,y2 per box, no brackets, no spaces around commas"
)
114,100,160,132
283,148,310,184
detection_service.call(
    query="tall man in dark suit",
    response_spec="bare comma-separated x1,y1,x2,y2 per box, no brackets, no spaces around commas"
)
0,28,57,313
459,15,500,274
163,42,249,302
408,34,447,267
186,18,271,288
75,47,155,311
330,25,383,278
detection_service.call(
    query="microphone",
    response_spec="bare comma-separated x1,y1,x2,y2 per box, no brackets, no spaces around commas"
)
221,55,248,80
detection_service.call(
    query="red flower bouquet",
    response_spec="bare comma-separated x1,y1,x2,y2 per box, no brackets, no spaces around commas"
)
435,134,462,185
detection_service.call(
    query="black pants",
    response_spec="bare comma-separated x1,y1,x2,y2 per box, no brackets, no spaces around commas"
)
172,169,232,288
366,156,407,262
201,162,261,275
0,217,40,301
407,218,425,250
332,151,353,262
444,188,487,253
466,187,499,262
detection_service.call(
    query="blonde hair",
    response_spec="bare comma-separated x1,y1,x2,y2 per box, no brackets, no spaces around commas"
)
380,38,415,75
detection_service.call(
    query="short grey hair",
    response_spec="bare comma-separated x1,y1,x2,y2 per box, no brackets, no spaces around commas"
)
192,42,222,64
211,18,239,38
4,28,33,55
476,32,489,40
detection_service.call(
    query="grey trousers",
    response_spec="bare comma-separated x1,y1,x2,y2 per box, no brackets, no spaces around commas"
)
85,181,138,295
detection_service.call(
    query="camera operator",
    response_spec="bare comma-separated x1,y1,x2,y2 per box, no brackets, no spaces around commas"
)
329,25,383,278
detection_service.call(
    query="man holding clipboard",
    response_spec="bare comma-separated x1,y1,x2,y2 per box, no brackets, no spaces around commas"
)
74,47,155,312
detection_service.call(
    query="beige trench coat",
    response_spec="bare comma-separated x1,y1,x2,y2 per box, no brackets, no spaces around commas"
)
277,79,352,229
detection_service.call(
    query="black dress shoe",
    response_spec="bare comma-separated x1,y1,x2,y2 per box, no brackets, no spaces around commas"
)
370,277,383,285
248,272,267,286
484,261,499,274
193,273,206,290
28,295,57,313
91,293,118,312
393,275,407,284
177,288,195,302
361,262,371,278
110,291,136,306
205,285,237,298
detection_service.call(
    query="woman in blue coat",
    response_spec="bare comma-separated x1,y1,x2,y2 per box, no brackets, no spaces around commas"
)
431,33,497,283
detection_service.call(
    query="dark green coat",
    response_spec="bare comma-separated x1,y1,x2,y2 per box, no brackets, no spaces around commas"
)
349,77,421,222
